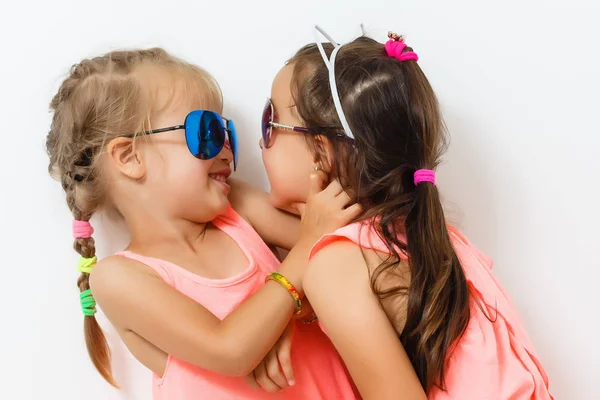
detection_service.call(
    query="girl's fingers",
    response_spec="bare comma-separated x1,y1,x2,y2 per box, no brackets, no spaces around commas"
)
265,349,288,390
323,179,343,197
335,190,353,208
342,203,363,221
277,324,295,386
243,371,259,390
254,361,283,393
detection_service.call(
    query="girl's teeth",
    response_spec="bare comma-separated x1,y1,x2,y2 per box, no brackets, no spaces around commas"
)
210,174,226,182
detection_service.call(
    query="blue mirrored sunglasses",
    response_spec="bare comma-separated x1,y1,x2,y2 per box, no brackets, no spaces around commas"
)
128,110,238,170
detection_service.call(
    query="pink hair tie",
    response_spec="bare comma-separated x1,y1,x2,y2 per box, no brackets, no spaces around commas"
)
414,169,436,185
385,32,419,62
73,220,94,239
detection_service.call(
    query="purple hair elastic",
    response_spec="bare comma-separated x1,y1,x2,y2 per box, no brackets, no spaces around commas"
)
414,169,436,185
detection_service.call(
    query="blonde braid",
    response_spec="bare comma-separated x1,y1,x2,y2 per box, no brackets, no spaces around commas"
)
46,47,223,387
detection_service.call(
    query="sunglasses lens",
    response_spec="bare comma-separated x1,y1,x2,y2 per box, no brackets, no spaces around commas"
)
185,111,226,160
261,99,273,148
185,110,202,156
227,119,238,170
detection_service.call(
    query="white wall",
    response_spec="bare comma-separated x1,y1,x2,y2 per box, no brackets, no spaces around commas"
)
0,0,597,398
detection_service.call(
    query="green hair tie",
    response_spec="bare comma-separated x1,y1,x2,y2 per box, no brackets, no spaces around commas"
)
77,256,97,274
80,289,97,317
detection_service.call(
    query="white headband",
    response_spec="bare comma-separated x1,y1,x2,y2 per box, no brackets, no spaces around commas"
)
313,25,366,141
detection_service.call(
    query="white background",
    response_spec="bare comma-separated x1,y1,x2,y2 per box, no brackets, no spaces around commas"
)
0,0,598,399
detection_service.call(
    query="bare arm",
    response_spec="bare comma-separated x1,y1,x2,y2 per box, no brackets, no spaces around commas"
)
228,178,300,250
228,178,315,320
303,241,427,400
91,238,312,377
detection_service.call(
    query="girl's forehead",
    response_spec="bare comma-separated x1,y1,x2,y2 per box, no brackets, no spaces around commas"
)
272,65,293,96
137,65,222,117
160,79,220,111
271,65,295,111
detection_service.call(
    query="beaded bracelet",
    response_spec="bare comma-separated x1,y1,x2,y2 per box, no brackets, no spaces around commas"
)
265,272,302,314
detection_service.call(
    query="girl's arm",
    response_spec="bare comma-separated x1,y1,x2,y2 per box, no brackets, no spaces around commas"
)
228,178,300,250
303,241,427,400
91,243,307,377
90,177,360,377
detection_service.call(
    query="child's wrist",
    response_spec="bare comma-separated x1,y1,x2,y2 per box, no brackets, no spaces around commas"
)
277,267,304,298
266,272,303,314
278,237,317,298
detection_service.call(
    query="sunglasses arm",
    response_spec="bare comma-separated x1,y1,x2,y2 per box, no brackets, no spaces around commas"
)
125,125,186,138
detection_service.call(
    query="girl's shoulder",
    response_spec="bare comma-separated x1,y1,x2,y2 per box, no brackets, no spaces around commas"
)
91,253,167,294
309,220,397,260
306,221,411,332
310,220,489,268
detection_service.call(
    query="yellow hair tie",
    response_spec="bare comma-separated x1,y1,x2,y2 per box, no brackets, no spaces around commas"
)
77,256,97,274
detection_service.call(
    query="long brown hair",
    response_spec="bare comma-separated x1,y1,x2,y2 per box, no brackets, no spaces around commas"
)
289,36,471,391
46,48,222,386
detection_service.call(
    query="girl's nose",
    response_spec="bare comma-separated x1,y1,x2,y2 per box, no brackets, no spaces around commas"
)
219,143,233,165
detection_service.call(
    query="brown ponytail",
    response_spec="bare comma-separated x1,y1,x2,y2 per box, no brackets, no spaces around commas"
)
403,181,469,390
289,35,471,391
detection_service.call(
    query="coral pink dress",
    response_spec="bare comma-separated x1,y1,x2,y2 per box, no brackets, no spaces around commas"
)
310,222,553,399
117,205,357,399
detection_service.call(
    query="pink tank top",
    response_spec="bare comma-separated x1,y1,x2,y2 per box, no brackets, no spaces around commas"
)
116,206,357,400
310,222,553,400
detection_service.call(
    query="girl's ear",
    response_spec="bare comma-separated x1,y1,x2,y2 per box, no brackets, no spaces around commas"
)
105,137,146,180
312,134,335,173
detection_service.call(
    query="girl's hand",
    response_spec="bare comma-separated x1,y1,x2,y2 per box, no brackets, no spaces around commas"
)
274,171,361,300
244,322,295,392
294,171,362,246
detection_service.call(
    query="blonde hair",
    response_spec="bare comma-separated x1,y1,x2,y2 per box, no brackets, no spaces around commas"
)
46,48,222,386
